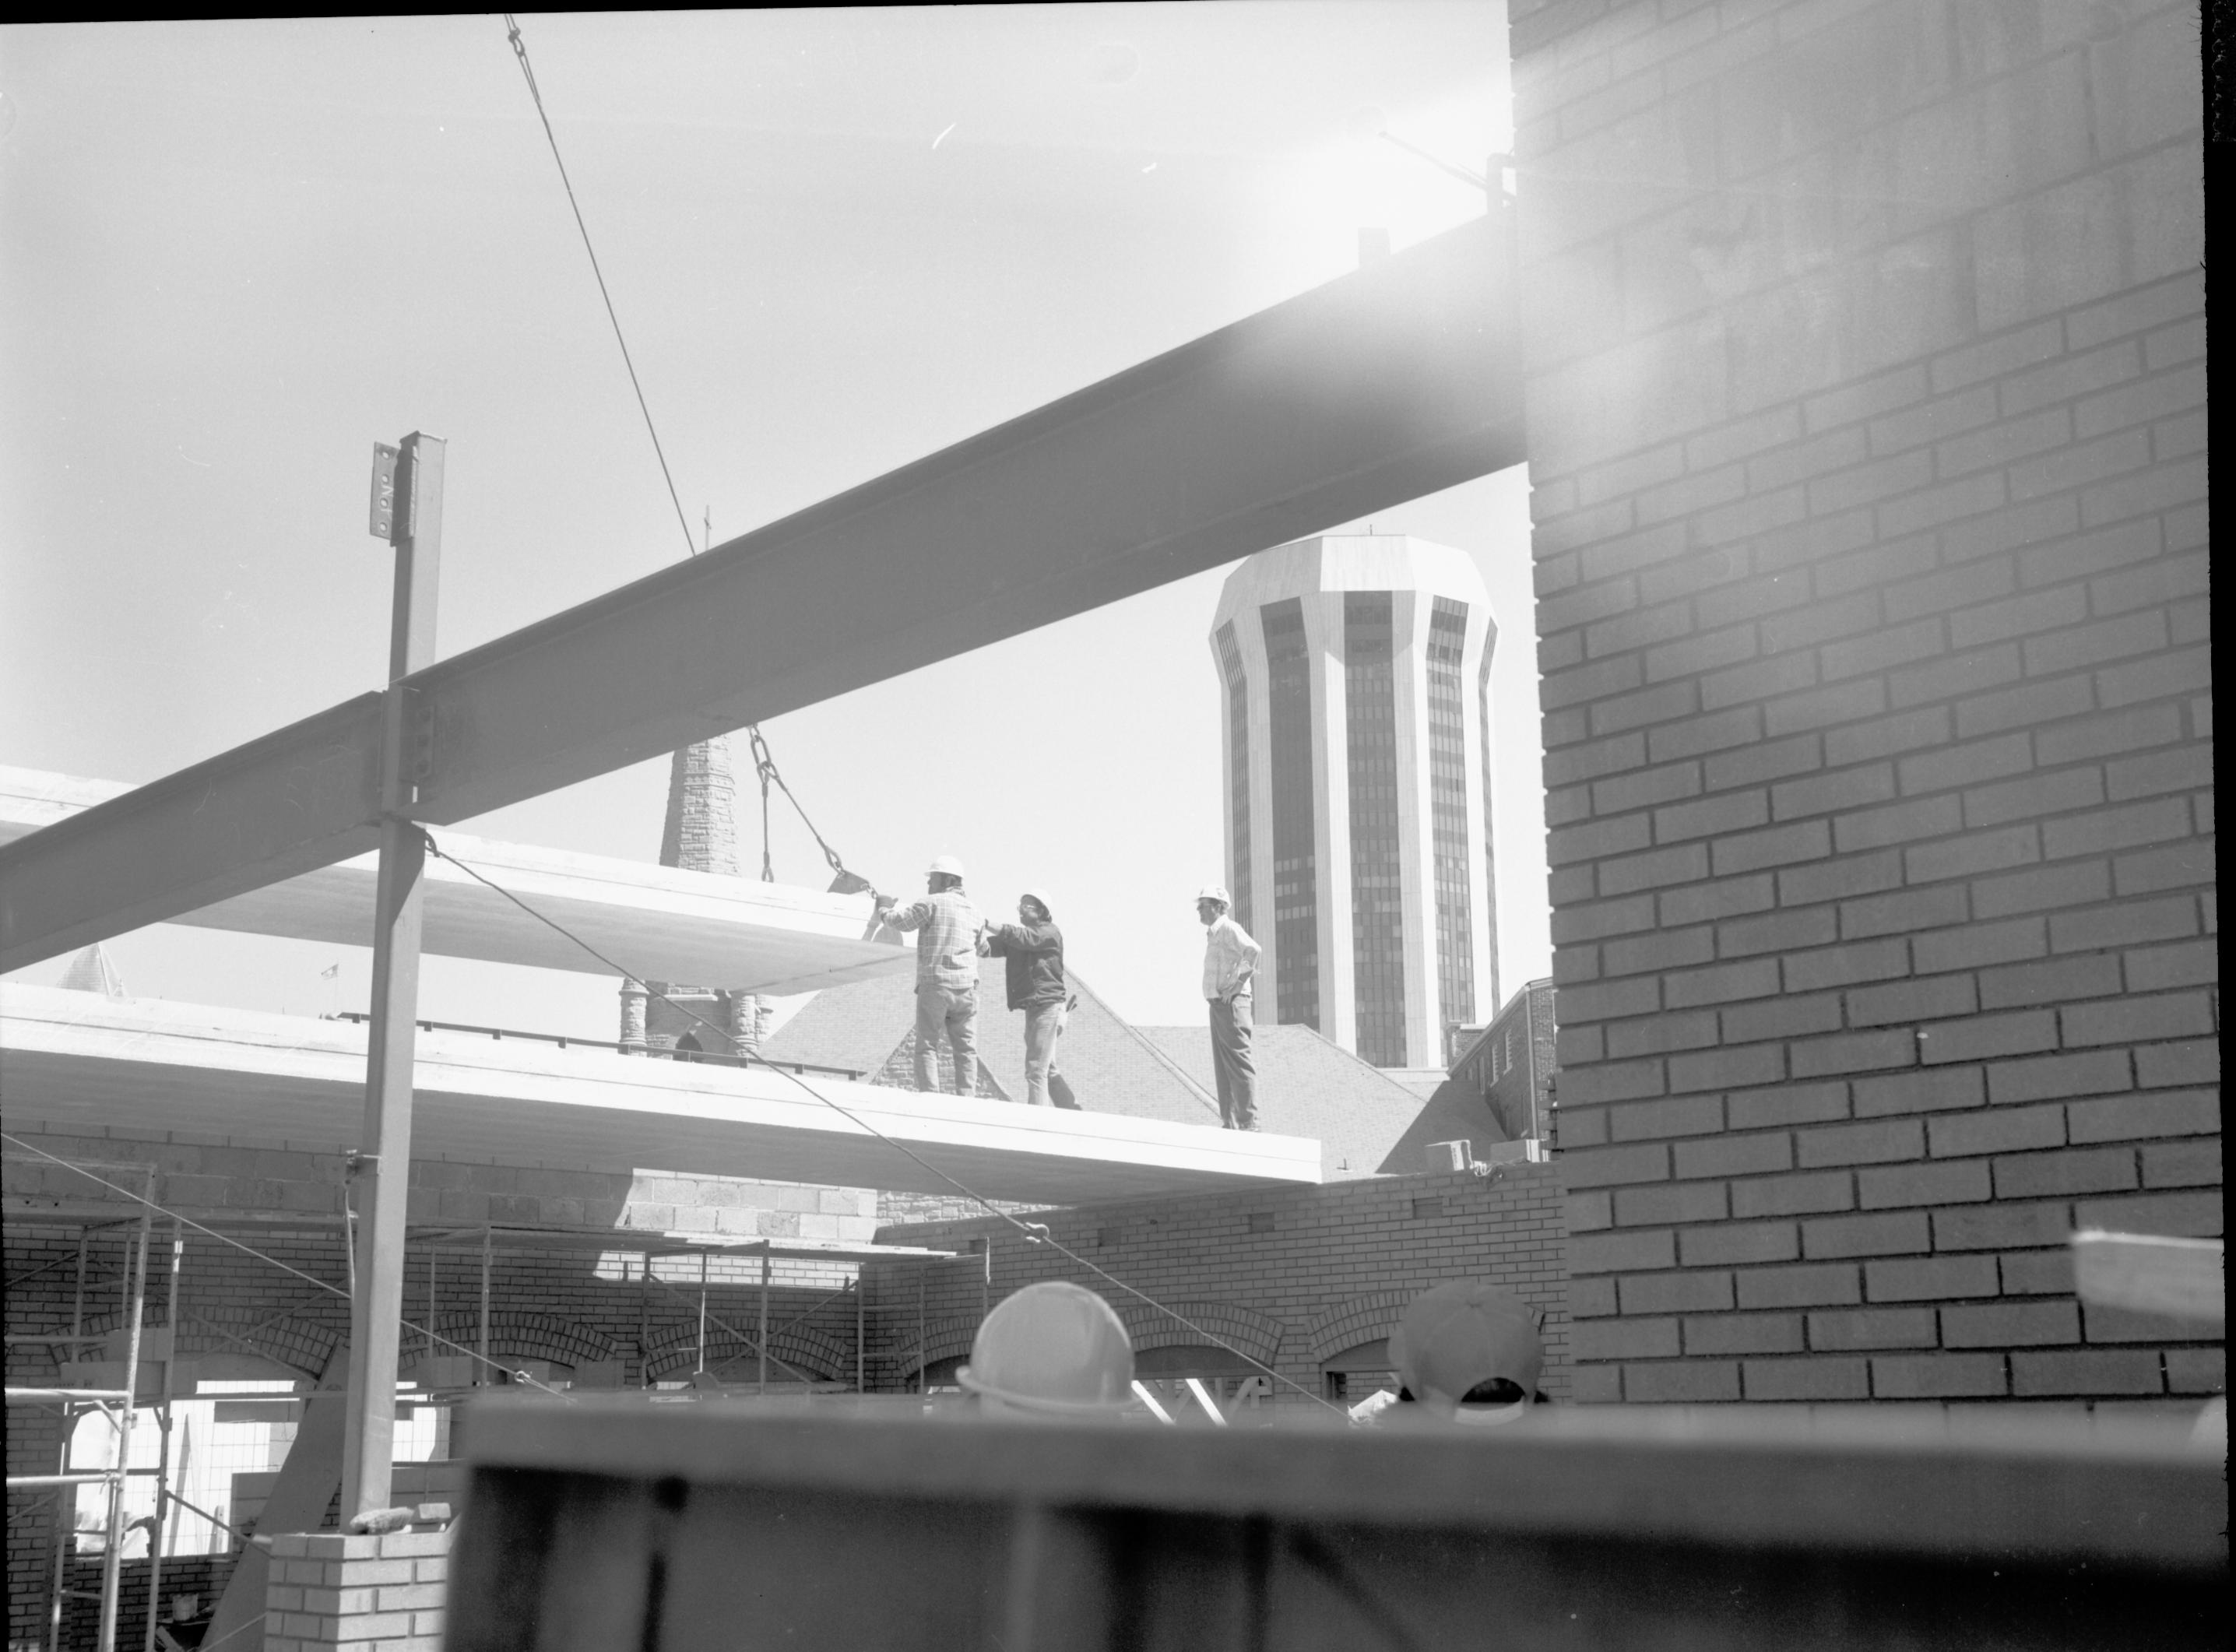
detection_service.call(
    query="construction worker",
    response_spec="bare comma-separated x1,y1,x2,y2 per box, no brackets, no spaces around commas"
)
1195,884,1260,1130
1348,1280,1545,1427
875,855,984,1095
957,1281,1136,1420
980,889,1077,1109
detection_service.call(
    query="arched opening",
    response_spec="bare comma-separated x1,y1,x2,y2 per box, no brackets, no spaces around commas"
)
672,1031,704,1063
1133,1344,1271,1419
1320,1337,1397,1406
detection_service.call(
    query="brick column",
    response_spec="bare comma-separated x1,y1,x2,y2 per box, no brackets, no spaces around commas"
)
1512,1,2214,1404
263,1524,449,1652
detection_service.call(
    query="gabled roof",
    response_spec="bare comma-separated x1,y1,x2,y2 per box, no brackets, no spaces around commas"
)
1135,1023,1433,1179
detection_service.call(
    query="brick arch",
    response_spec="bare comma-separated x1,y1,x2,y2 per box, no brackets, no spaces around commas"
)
645,1320,853,1383
1305,1293,1414,1364
885,1315,981,1378
400,1312,615,1369
81,1308,342,1379
1117,1300,1285,1367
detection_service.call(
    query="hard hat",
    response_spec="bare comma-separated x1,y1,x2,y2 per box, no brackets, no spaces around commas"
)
927,854,966,880
957,1281,1134,1416
1197,884,1230,905
1390,1281,1542,1421
1020,888,1053,916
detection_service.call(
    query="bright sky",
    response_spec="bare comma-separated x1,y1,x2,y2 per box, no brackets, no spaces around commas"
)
0,5,1542,1035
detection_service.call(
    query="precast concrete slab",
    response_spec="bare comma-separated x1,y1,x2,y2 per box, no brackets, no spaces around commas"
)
0,767,912,996
0,986,1321,1203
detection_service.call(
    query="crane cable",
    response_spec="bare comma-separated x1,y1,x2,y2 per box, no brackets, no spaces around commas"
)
504,13,870,898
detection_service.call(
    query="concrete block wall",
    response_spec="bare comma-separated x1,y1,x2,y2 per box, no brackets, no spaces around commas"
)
870,1165,1572,1404
262,1526,450,1652
1511,0,2216,1404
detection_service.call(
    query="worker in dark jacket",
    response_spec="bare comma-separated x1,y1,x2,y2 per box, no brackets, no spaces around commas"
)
980,890,1076,1109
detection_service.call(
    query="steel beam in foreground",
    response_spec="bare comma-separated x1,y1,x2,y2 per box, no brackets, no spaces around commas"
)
0,213,1521,971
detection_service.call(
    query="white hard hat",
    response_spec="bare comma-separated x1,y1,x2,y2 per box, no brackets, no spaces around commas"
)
928,854,966,880
1021,888,1053,916
1197,884,1230,905
958,1281,1134,1416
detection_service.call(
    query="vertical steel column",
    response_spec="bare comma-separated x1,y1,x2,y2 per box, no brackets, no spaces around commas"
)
341,431,445,1521
695,1254,708,1375
50,1228,90,1652
143,1220,182,1652
636,1252,651,1388
478,1227,491,1387
98,1182,153,1652
856,1271,865,1394
758,1250,770,1395
916,1270,926,1395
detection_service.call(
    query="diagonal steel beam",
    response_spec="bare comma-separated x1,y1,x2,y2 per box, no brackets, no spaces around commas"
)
0,212,1521,971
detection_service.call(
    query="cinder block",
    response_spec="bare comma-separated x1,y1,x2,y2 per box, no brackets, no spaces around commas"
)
1998,1249,2075,1296
1856,1158,1992,1211
1863,1254,1999,1303
1872,1353,2009,1399
1735,1263,1861,1310
1837,884,1970,940
1614,1180,1728,1228
1807,1307,1938,1351
1623,1359,1740,1403
1992,1146,2137,1199
1667,1042,1785,1094
2165,1349,2225,1394
1932,1199,2074,1253
1721,994,1843,1049
2135,1039,2220,1089
1941,1300,2081,1348
1825,705,1953,767
2065,1088,2217,1144
2062,990,2213,1048
1679,1220,1800,1267
1917,1010,2059,1067
1672,1131,1792,1180
1988,1048,2132,1105
1568,1228,1677,1276
2140,1138,2221,1189
1796,1118,1924,1169
1730,1170,1854,1220
1618,1271,1734,1316
1684,1313,1804,1356
1791,1030,1916,1081
1570,1316,1679,1362
1926,1102,2064,1159
1743,1356,1870,1401
1606,1093,1725,1142
1803,1210,1932,1262
1854,1065,1983,1118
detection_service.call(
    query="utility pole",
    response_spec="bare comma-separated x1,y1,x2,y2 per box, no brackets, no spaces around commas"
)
340,432,444,1519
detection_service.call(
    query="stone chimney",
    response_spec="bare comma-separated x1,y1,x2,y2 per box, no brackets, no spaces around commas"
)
621,736,758,1056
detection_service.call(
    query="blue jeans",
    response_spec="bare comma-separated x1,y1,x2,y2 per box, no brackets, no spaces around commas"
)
1024,1000,1071,1108
914,981,978,1095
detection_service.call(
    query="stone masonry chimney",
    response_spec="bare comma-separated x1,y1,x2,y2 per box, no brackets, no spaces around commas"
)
619,737,758,1057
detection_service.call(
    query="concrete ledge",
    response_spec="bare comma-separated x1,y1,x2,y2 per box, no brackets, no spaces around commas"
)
0,986,1322,1202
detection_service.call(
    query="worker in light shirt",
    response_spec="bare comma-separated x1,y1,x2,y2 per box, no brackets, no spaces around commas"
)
874,855,986,1095
1195,884,1260,1131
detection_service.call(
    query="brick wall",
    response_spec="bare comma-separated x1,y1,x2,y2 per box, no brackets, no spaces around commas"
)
263,1524,450,1652
869,1165,1572,1405
1513,0,2216,1404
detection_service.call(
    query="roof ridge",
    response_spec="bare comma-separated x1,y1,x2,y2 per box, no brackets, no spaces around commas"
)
1270,1020,1431,1097
1067,971,1222,1121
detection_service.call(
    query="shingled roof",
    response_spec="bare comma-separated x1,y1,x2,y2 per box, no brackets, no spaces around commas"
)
763,958,1218,1127
1135,1023,1437,1179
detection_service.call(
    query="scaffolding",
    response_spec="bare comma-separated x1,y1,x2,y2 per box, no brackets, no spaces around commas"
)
5,1160,157,1652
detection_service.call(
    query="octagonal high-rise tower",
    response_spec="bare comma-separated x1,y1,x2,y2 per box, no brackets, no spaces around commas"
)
1209,535,1499,1068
